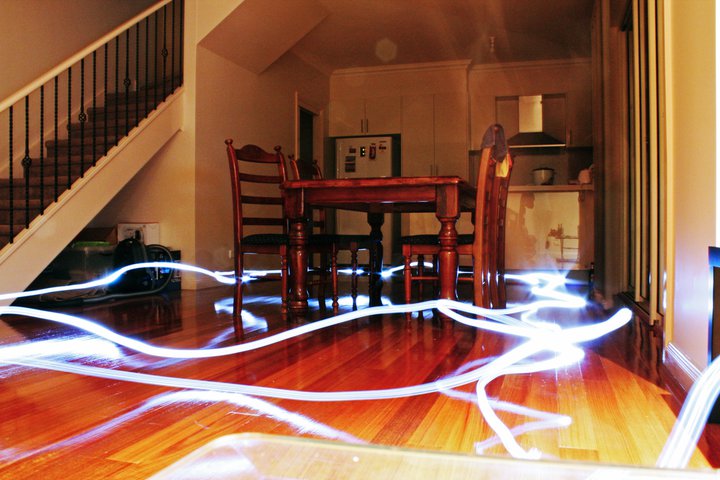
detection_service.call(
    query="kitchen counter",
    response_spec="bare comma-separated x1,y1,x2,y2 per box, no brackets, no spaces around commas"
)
509,183,594,193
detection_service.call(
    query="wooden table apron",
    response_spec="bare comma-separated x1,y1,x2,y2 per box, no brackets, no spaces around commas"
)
281,176,476,317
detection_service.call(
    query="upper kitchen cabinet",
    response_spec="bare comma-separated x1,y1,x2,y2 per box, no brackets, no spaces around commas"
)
329,95,403,136
401,92,468,178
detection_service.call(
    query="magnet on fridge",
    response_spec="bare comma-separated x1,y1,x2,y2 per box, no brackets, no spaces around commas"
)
369,144,376,159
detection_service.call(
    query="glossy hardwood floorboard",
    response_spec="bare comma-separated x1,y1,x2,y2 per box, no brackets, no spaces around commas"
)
0,277,718,478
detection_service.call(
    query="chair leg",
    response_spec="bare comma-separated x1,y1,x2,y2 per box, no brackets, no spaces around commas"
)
280,253,289,315
233,254,244,339
417,254,425,300
403,251,412,321
351,247,359,310
318,253,326,309
331,245,339,313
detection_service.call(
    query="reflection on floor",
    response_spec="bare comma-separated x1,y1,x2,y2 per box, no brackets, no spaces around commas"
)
0,270,718,478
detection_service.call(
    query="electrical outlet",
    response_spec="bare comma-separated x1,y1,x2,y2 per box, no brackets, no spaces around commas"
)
117,223,160,245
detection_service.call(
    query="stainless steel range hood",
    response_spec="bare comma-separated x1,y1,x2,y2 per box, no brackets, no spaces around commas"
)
507,95,566,148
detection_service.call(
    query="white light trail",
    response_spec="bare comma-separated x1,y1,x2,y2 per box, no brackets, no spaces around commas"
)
12,262,716,464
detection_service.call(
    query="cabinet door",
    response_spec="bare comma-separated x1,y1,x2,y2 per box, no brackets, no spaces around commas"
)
434,92,468,178
365,96,402,135
329,97,366,136
505,191,592,270
401,94,434,177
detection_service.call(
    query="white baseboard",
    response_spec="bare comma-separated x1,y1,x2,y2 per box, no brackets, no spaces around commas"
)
664,342,702,394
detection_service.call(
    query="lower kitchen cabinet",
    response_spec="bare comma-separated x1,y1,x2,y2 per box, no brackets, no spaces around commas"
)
505,185,594,273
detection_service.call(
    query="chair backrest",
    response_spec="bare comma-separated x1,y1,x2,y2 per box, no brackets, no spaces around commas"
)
225,140,288,242
472,124,513,307
288,156,327,233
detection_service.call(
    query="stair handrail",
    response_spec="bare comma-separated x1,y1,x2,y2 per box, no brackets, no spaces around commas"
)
0,0,173,112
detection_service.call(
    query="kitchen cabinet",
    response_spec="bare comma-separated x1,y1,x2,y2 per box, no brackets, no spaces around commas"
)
329,96,403,136
401,92,467,177
505,185,594,273
402,92,469,235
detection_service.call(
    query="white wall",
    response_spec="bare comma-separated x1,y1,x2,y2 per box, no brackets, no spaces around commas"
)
90,0,330,289
666,0,716,370
0,0,156,101
192,47,329,286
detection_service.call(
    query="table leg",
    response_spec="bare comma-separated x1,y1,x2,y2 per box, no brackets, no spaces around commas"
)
368,212,384,306
288,218,309,317
437,216,459,301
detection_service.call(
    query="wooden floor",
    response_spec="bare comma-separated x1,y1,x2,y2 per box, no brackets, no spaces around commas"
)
0,274,718,478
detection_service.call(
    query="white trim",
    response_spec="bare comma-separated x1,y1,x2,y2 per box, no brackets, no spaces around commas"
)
332,60,472,77
665,342,702,394
470,57,592,73
717,0,720,245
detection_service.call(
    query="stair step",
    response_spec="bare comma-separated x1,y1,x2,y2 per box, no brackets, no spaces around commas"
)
0,198,44,209
0,208,45,224
30,153,105,167
0,180,73,199
47,131,124,148
25,163,90,178
67,116,143,132
88,103,155,118
104,78,181,104
0,223,30,243
46,141,123,157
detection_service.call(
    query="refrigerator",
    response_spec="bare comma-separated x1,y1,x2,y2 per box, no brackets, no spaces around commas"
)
334,136,399,266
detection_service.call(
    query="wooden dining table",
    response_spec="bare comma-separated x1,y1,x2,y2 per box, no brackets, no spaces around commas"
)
281,176,476,317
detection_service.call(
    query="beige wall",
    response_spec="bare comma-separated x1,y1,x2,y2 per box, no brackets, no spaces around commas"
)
91,0,330,289
666,0,716,369
193,47,329,287
0,0,156,100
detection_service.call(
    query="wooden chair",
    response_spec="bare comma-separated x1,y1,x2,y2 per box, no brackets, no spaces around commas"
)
401,124,513,310
288,156,374,310
225,140,291,338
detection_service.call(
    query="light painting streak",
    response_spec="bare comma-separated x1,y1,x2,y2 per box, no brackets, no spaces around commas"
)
5,262,716,466
0,390,361,466
656,353,720,469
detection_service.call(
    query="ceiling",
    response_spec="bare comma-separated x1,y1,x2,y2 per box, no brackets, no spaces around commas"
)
289,0,595,73
201,0,595,75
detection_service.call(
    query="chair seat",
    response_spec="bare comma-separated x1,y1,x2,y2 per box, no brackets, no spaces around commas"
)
400,234,439,245
401,234,474,245
242,233,288,246
335,234,373,245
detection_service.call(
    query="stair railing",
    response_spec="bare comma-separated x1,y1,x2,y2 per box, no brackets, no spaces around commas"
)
0,0,184,248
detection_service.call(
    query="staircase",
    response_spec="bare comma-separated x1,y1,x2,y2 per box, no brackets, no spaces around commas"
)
0,80,178,250
0,0,184,301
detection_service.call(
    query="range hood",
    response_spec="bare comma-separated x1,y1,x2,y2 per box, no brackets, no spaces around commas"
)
507,95,566,148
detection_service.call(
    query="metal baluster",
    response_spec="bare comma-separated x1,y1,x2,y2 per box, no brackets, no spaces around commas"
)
23,96,31,227
136,24,140,125
115,36,120,144
80,58,86,177
67,66,72,190
179,0,184,84
125,29,130,135
154,12,158,108
39,86,45,212
8,106,14,243
92,51,97,166
162,5,168,98
54,77,59,201
104,44,108,155
145,17,149,116
171,0,176,91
